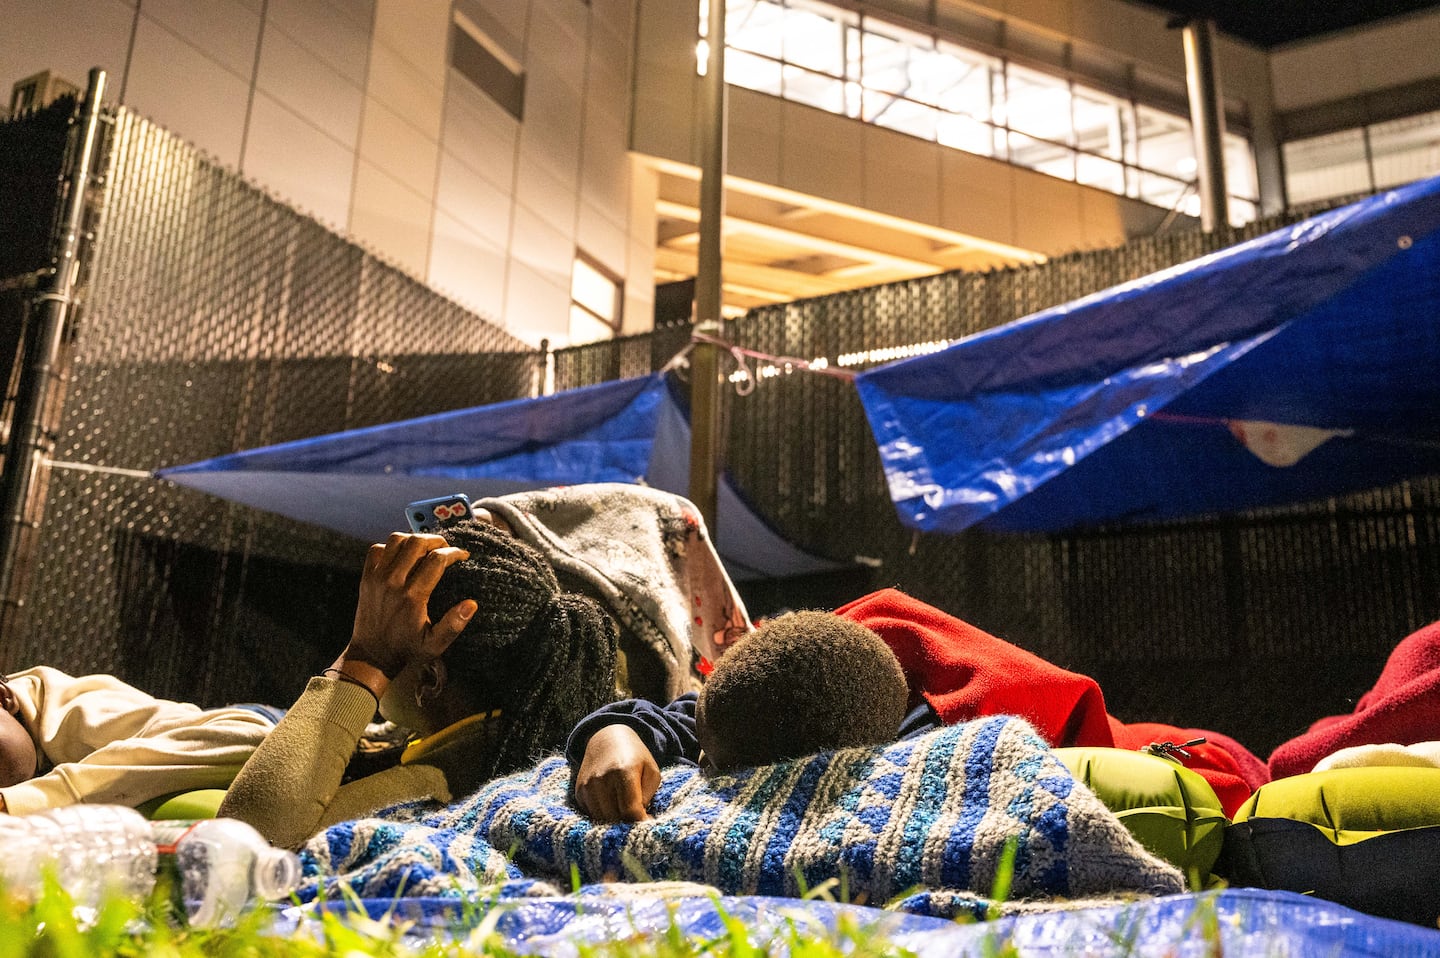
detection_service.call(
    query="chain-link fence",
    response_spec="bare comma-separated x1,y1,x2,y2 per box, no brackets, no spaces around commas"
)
556,210,1440,755
0,102,539,708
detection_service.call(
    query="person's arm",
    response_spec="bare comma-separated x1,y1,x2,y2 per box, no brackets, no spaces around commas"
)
218,533,475,848
0,705,273,815
565,693,699,768
0,667,273,816
567,694,697,822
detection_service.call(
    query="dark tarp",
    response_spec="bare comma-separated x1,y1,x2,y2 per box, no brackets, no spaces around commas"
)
856,175,1440,533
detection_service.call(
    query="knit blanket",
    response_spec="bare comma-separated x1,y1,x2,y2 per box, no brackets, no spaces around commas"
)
300,718,1183,918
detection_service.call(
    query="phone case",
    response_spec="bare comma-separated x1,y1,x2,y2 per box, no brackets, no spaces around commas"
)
404,494,471,533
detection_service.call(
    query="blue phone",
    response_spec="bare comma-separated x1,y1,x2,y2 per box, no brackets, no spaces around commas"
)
404,493,472,534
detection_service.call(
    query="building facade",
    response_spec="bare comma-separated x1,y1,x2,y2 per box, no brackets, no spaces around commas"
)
4,0,1439,343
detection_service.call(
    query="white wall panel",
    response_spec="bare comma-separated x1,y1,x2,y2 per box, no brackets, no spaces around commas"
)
125,17,251,165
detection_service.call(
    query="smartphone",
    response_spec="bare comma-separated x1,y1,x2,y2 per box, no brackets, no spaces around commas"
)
404,493,472,534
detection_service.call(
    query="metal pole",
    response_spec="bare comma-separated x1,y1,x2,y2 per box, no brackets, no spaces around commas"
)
1181,19,1228,232
689,0,727,532
0,68,107,631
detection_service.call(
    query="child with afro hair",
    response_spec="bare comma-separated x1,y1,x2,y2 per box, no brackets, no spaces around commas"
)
567,610,914,822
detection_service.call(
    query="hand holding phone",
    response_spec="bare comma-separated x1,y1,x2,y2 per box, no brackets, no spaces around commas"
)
404,493,472,534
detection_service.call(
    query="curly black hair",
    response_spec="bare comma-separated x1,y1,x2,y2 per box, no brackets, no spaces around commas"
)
696,610,908,771
425,519,619,783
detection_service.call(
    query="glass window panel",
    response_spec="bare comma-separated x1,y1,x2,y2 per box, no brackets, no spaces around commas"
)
1077,153,1125,193
1004,64,1073,143
1008,131,1075,180
1227,197,1257,226
932,41,996,121
782,0,851,77
726,48,783,96
569,305,615,346
1138,170,1190,211
1072,85,1124,160
784,63,846,114
1283,129,1369,205
865,90,938,141
1368,108,1440,190
1223,132,1258,201
725,0,783,58
860,20,930,97
1135,105,1194,182
938,111,997,156
571,258,619,323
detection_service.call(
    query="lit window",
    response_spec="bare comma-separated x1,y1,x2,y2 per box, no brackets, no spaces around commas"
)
728,48,783,96
1004,64,1073,145
727,0,784,59
1224,131,1258,203
1283,129,1370,205
704,0,1259,221
1073,87,1125,160
1135,105,1195,183
1369,109,1440,190
783,0,850,77
570,254,621,345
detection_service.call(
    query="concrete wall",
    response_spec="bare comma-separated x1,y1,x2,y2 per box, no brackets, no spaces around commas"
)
0,0,651,346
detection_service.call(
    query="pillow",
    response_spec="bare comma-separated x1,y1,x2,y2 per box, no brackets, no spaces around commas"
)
137,788,227,820
1220,767,1440,926
1054,747,1226,882
304,718,1183,917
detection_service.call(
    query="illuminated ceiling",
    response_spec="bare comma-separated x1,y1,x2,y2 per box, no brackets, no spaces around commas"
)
646,159,1046,318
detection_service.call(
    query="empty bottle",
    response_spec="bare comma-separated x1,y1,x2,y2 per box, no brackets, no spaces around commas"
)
152,818,301,927
0,804,157,915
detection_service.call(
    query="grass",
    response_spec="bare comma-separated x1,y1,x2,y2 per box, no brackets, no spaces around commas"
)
0,874,935,958
0,848,1244,958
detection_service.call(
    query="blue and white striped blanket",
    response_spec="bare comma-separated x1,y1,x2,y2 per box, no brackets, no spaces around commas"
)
300,717,1183,918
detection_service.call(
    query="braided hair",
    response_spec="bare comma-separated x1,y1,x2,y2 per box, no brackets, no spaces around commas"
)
426,519,618,783
696,611,908,771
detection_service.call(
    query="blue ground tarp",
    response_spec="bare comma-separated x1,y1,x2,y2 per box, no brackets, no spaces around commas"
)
158,374,844,581
856,175,1440,534
278,889,1440,957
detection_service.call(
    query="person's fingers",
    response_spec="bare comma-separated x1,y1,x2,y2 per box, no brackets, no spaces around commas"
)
577,780,617,822
363,542,387,575
425,599,477,657
383,534,446,588
615,776,651,822
406,545,469,593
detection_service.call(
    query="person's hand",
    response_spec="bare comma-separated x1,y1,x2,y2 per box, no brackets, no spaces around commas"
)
337,533,476,698
573,724,660,822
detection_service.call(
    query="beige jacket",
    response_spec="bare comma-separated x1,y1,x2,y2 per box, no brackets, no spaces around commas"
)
218,676,452,849
0,666,274,815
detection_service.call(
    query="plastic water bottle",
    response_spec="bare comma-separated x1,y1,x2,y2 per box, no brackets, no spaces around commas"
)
0,804,157,914
152,818,301,927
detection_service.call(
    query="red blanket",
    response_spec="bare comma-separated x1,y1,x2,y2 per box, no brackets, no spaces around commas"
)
836,589,1266,814
1268,619,1440,779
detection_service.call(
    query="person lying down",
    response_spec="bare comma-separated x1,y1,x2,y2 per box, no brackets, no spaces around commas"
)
570,610,918,821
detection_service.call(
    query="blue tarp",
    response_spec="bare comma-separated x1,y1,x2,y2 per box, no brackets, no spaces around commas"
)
278,889,1440,956
158,374,844,581
856,175,1440,533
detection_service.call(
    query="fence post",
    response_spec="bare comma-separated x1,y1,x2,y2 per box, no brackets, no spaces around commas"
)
0,68,107,636
689,0,727,532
